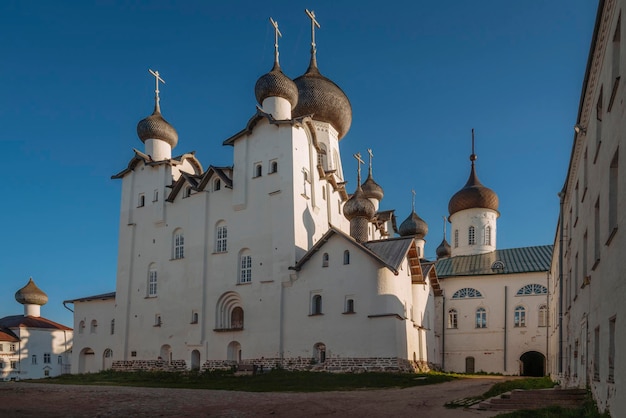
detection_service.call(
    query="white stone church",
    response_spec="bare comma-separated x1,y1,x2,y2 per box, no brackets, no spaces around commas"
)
66,12,552,376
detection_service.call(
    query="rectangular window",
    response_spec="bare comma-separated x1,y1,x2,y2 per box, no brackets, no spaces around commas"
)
468,226,475,245
174,233,184,259
216,226,227,253
0,362,4,369
583,148,588,201
9,344,15,352
239,255,252,283
138,193,145,207
148,270,158,297
608,150,619,242
582,232,588,287
609,317,616,382
153,189,159,202
594,326,600,381
10,361,17,369
32,355,37,365
155,315,162,326
595,88,603,163
43,353,51,364
574,253,579,296
574,182,579,223
594,198,601,267
610,15,621,111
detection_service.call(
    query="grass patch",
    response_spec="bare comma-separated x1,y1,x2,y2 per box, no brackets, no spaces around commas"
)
32,369,456,392
494,392,610,417
482,376,556,399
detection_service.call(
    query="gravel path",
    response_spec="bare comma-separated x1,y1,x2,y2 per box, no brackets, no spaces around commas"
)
0,377,506,417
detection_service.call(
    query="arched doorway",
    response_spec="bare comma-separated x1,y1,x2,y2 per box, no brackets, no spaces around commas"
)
520,351,545,376
102,348,113,370
227,341,241,363
314,343,326,363
78,347,96,373
160,344,172,363
190,350,201,371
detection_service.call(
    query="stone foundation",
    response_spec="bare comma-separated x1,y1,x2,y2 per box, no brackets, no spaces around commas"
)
111,359,187,372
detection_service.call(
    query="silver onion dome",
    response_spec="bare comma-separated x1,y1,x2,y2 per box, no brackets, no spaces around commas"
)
137,101,178,149
15,278,48,306
436,238,452,259
255,62,298,109
344,186,376,221
399,210,429,239
361,173,384,201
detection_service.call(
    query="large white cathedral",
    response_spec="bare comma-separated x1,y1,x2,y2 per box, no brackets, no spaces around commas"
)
66,12,551,376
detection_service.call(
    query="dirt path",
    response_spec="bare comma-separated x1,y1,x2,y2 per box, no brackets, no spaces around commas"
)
0,377,506,417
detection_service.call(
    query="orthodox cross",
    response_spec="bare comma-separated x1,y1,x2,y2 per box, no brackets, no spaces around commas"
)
411,189,416,212
269,17,281,64
149,69,165,100
442,216,447,238
367,148,374,176
306,9,320,53
353,152,364,185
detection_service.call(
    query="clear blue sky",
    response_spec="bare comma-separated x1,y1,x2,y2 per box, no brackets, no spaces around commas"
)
0,1,598,326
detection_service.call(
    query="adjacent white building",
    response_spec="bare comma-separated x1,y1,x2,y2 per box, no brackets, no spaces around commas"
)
548,0,625,415
65,12,551,377
0,279,73,380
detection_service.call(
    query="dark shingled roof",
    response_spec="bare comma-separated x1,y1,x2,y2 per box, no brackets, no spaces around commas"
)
0,315,72,331
435,245,553,278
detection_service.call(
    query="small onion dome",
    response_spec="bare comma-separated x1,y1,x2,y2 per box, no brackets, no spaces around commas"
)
292,56,352,140
15,278,48,306
436,238,452,259
254,62,298,110
361,173,384,201
137,102,178,148
343,187,376,221
448,163,499,217
399,210,429,239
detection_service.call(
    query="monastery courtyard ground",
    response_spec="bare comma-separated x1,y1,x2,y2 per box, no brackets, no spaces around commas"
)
0,376,507,417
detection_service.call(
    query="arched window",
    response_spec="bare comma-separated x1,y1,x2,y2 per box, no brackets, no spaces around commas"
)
110,319,115,335
312,295,323,315
484,225,492,245
79,320,85,334
231,307,244,329
447,309,458,329
452,288,483,299
468,226,476,245
538,304,548,327
318,143,328,170
255,163,262,178
191,312,199,324
173,229,184,259
184,186,192,198
215,222,227,253
214,178,221,191
345,298,355,313
270,160,278,174
322,253,329,267
514,306,526,327
239,250,252,284
475,308,487,328
454,230,459,248
516,284,548,296
148,265,158,297
343,250,350,265
314,342,326,363
90,319,98,334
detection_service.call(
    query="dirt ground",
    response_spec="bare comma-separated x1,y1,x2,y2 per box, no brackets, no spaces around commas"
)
0,376,507,417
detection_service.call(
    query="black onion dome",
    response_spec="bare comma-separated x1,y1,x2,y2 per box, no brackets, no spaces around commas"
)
292,56,352,140
15,278,48,306
448,163,499,217
137,102,178,148
255,62,298,110
399,211,429,239
361,173,384,201
344,187,376,221
436,238,452,259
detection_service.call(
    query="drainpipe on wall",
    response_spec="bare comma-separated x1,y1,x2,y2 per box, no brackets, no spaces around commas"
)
558,191,565,374
504,286,507,372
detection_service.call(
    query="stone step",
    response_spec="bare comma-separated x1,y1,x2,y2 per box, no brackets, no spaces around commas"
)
477,388,586,411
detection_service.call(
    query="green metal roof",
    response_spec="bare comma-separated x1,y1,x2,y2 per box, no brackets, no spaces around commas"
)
435,245,553,278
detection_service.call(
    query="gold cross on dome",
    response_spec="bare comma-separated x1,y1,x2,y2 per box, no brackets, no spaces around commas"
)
149,69,165,98
306,9,320,51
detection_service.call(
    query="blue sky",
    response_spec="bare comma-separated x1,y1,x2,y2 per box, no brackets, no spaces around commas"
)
0,1,598,326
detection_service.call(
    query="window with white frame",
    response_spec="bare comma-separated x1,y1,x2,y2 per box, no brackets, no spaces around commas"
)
515,284,547,296
454,230,459,248
44,353,51,364
32,355,37,365
215,222,227,253
269,160,278,174
148,267,158,297
538,304,548,327
514,306,526,327
79,320,85,334
138,193,145,207
475,307,487,328
468,226,476,245
10,361,17,369
311,294,323,315
452,288,482,299
484,225,491,245
448,308,458,329
239,251,252,284
110,319,115,335
173,230,184,259
254,163,262,178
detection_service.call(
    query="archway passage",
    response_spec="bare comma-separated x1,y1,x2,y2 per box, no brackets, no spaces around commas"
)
520,351,545,376
79,347,96,373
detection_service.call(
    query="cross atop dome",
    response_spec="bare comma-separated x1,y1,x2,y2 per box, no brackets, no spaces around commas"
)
306,9,320,56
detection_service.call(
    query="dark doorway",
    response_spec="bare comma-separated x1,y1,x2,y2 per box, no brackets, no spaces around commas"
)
520,351,545,376
465,356,475,373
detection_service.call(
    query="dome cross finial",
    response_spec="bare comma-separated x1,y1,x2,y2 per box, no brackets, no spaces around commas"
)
149,69,165,110
269,17,282,66
367,148,374,176
442,215,447,238
411,189,416,212
470,128,477,163
353,152,364,186
305,9,320,58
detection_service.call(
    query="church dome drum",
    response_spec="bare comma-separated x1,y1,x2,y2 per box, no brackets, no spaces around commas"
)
15,278,48,306
399,211,428,239
137,104,179,149
292,59,352,140
255,63,298,109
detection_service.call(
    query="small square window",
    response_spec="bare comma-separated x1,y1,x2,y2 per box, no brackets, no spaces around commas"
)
131,351,137,357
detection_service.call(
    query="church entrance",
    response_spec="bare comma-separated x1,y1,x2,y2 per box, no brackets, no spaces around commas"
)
160,345,172,363
227,341,242,363
465,356,475,373
190,350,201,371
102,348,113,370
78,348,96,373
520,351,545,376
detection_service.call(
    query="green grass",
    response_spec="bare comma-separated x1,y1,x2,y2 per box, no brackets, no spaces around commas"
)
495,392,610,418
32,369,456,392
482,376,557,399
